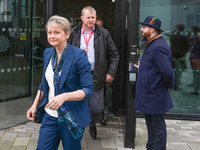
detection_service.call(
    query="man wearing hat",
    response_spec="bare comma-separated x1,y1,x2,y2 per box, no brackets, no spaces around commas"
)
134,16,175,150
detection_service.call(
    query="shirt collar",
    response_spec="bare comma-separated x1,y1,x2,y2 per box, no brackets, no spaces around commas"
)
82,25,95,34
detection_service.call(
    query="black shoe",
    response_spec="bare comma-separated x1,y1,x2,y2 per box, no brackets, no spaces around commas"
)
89,125,97,139
100,118,107,126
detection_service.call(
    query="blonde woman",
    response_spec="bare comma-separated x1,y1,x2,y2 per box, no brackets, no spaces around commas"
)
27,15,93,150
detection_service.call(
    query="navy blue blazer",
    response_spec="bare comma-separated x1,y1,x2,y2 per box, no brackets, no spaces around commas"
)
38,43,93,128
134,36,175,115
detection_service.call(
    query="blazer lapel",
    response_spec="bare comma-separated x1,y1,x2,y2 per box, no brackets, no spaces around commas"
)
42,48,53,96
43,48,53,75
59,45,74,90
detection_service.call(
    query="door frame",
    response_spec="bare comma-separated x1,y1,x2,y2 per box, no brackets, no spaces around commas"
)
112,0,140,148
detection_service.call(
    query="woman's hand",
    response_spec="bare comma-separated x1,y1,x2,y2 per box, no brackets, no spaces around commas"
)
27,90,44,120
46,94,65,110
27,105,37,121
46,90,86,110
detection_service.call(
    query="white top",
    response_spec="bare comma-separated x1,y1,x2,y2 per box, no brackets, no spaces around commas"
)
44,58,61,118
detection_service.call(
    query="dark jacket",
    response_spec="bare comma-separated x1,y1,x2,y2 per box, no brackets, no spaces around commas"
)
189,35,200,59
134,36,175,115
68,24,119,90
170,33,189,59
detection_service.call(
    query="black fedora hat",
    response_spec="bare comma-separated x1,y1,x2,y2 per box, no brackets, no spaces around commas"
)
139,16,163,32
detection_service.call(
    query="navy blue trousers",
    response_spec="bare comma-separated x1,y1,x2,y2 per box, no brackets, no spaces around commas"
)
145,114,166,150
37,112,84,150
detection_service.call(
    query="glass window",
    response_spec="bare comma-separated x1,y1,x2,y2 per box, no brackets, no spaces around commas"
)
0,0,31,99
140,0,200,114
0,0,46,129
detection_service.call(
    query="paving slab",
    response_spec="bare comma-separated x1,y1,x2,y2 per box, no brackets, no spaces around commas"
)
0,116,200,150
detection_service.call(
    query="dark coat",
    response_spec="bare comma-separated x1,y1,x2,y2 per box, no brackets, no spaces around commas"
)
38,44,93,128
68,24,119,90
170,33,189,59
134,36,175,115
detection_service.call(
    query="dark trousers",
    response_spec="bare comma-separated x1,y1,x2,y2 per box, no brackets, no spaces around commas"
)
145,114,167,150
37,112,84,150
88,88,104,125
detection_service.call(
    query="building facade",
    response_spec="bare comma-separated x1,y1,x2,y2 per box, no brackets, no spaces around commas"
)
0,0,200,129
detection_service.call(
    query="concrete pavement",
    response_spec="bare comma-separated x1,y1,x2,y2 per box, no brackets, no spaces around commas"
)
0,115,200,150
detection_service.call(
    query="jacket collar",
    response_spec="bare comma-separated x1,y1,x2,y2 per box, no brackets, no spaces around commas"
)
141,33,162,45
146,33,162,45
74,23,101,36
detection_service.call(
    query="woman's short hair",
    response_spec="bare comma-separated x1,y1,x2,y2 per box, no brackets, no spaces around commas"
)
46,15,71,33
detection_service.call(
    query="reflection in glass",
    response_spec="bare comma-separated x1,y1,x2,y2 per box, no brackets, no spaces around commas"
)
140,0,200,115
0,0,46,129
189,26,200,95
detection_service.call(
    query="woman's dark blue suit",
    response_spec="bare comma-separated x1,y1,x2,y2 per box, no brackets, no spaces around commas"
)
37,43,93,150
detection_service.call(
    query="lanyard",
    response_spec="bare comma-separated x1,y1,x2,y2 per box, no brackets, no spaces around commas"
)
82,26,94,48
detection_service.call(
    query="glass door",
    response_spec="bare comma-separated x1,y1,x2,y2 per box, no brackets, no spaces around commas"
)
32,0,47,95
0,0,31,100
0,0,47,129
56,0,116,115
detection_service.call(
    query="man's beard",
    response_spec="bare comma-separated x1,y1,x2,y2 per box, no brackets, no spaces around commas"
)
142,31,151,39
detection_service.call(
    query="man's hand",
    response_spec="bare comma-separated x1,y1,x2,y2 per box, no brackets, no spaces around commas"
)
134,61,140,69
106,74,114,83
